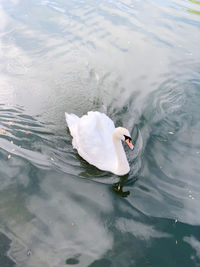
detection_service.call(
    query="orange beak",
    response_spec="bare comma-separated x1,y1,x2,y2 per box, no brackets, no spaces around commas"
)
125,139,134,150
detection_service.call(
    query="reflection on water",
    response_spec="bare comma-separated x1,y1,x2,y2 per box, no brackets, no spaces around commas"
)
187,0,200,15
187,9,200,15
0,0,200,266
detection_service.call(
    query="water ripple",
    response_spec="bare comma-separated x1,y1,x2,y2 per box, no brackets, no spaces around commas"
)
0,0,200,266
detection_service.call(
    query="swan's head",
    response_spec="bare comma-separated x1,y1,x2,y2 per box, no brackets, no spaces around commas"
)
113,127,134,150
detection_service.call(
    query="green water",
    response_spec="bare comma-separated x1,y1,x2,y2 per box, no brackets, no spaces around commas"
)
0,0,200,266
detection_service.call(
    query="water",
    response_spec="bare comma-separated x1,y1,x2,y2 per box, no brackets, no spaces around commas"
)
0,0,200,266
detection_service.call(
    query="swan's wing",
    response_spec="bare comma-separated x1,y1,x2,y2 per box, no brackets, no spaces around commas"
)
66,111,117,172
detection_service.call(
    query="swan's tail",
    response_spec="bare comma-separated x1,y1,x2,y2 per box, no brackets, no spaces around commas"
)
65,113,79,128
65,112,80,136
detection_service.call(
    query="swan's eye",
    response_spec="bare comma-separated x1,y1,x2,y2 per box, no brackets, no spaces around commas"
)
124,135,132,142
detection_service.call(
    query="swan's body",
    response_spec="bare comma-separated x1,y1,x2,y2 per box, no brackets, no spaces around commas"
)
65,111,133,175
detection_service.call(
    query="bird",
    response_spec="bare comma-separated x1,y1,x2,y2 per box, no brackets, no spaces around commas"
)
65,111,134,176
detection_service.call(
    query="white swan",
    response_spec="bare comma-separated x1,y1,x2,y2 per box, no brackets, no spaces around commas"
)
65,111,134,176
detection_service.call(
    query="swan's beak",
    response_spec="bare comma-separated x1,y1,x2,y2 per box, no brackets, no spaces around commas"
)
125,139,134,150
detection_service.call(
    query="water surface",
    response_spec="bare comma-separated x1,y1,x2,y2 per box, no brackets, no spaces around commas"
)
0,0,200,266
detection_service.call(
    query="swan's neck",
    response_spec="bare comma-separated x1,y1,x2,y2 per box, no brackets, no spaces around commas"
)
112,136,130,175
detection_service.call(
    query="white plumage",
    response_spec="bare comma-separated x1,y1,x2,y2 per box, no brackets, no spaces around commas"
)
65,111,133,175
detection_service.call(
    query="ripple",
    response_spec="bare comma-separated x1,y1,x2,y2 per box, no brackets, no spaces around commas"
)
0,0,200,265
0,104,140,189
0,106,55,170
128,69,200,225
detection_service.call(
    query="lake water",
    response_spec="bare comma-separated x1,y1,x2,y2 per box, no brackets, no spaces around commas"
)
0,0,200,266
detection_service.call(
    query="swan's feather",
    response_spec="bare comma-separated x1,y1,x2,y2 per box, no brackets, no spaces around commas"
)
65,111,117,172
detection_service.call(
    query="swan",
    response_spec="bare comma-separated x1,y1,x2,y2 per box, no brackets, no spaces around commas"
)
65,111,134,176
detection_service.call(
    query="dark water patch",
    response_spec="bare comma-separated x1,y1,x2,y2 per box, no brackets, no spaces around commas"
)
0,232,15,267
66,254,80,265
88,258,112,267
104,214,200,267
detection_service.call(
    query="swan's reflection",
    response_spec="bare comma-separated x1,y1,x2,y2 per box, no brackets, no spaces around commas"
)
112,175,137,198
77,155,137,197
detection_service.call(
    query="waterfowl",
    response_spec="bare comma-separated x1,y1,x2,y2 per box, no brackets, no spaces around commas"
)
65,111,134,175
